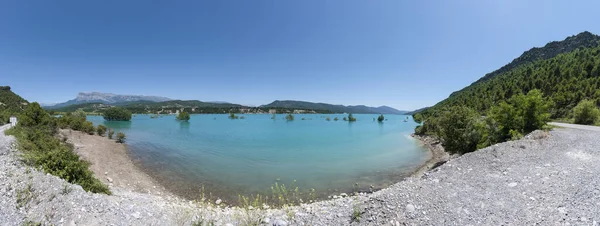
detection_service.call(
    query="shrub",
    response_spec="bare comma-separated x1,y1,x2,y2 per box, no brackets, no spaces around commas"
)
437,106,483,154
108,129,114,139
334,117,339,121
96,125,107,136
285,114,294,121
326,117,331,121
116,132,126,143
348,113,357,122
103,107,132,121
228,113,239,119
573,99,600,125
73,109,87,119
377,114,384,122
176,111,191,121
343,117,347,121
82,121,95,135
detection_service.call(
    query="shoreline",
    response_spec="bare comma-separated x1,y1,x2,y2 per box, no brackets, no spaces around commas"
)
60,129,172,196
63,127,444,205
409,133,451,177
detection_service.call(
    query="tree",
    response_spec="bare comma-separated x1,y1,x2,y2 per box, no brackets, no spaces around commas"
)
116,132,126,143
228,113,239,119
82,121,95,135
285,114,294,121
348,113,356,122
96,125,107,136
73,109,87,119
573,99,600,125
177,111,190,121
377,114,384,122
437,106,482,154
19,102,53,128
103,107,132,121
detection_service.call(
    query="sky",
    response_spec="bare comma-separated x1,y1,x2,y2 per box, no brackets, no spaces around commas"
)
1,1,599,110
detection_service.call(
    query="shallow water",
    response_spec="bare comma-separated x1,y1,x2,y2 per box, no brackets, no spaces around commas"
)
88,114,428,203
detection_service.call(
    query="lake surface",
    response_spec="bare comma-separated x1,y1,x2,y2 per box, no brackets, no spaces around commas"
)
87,114,428,203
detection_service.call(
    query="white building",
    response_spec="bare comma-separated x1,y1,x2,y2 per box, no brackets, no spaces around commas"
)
9,116,17,127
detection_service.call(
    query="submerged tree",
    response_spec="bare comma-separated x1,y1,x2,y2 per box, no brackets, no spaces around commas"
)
103,107,132,121
377,114,384,122
348,113,356,122
176,111,191,121
285,114,294,121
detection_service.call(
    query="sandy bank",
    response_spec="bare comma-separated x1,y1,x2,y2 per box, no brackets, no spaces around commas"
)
59,129,169,196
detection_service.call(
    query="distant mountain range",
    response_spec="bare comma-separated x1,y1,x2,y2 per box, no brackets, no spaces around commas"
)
44,92,409,114
261,100,408,114
46,92,172,109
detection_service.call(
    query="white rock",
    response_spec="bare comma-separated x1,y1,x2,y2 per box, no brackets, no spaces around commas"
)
508,182,518,187
340,193,348,197
406,204,415,213
106,177,113,183
215,199,222,205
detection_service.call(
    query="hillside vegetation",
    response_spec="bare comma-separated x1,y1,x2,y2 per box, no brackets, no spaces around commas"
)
0,86,28,124
415,31,600,153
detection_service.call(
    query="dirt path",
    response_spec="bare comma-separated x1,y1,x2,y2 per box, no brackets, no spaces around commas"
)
59,129,169,195
549,122,600,131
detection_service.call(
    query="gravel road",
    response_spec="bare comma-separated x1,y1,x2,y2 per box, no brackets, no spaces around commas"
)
2,124,600,225
550,122,600,131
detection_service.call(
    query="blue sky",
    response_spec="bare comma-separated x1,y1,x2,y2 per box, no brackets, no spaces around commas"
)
1,1,599,110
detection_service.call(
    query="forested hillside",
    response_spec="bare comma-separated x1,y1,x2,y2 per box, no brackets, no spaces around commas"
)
414,31,600,154
418,31,600,119
0,86,29,123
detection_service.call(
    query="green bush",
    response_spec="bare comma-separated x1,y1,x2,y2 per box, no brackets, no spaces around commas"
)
108,129,114,139
572,99,600,125
82,121,95,135
73,109,87,119
116,132,126,143
348,113,356,122
96,125,107,136
437,106,483,154
103,107,132,121
377,114,384,122
177,111,191,121
228,113,239,119
285,114,294,121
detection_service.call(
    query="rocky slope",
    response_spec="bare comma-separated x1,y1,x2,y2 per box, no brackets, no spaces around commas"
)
2,124,600,225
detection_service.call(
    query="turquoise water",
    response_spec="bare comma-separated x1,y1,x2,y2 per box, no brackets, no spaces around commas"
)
87,114,428,202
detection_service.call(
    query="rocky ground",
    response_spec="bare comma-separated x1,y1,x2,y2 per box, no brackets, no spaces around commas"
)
2,124,600,225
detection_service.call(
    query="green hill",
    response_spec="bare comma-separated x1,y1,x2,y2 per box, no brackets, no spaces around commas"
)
0,86,29,123
262,100,407,114
418,31,600,120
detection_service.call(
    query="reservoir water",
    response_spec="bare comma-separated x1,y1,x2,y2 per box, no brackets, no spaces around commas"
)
87,114,428,203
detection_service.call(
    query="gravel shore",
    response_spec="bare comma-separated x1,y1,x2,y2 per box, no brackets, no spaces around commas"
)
2,124,600,225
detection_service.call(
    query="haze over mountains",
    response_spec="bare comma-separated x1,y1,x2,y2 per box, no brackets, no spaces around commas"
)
45,92,407,114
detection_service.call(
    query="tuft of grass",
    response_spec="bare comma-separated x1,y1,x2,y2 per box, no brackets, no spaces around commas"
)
16,183,36,209
351,203,362,223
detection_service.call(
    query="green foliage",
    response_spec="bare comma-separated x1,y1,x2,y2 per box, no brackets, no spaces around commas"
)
228,113,239,119
96,125,107,136
333,117,339,121
377,114,384,122
348,113,356,122
103,107,132,121
0,86,28,124
116,132,126,143
177,111,191,121
108,129,114,139
420,90,553,154
419,44,600,120
285,114,294,121
436,106,483,154
7,103,110,194
572,99,600,125
72,109,87,119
